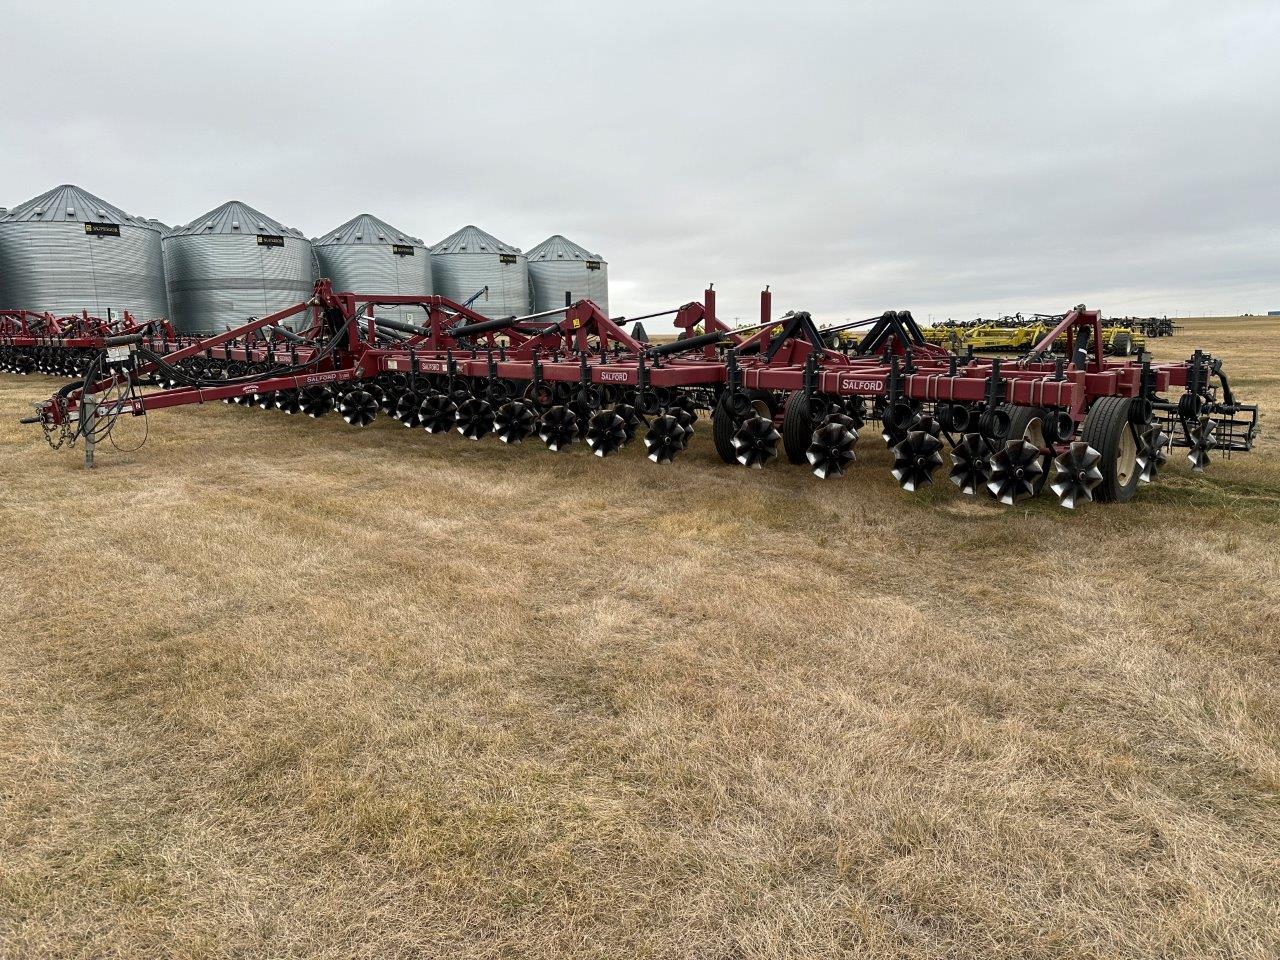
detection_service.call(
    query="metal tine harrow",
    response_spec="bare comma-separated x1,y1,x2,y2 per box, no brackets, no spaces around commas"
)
25,281,1258,509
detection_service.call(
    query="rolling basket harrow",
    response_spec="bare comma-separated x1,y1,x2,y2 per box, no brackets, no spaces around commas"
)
25,281,1259,509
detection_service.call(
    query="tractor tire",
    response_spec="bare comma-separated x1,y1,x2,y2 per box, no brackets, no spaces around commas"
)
782,392,816,464
713,399,737,464
1110,332,1132,356
714,389,777,465
1000,404,1052,496
1081,396,1140,502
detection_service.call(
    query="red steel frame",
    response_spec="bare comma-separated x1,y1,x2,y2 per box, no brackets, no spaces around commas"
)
1,308,177,371
28,281,1251,485
31,283,1195,426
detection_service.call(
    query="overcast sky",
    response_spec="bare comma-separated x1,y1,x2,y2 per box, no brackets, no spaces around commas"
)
1,0,1277,325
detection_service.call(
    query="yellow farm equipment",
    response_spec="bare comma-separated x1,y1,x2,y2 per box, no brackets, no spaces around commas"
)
925,315,1147,356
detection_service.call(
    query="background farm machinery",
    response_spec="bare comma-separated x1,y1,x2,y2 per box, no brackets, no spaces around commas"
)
1130,315,1177,338
26,281,1257,509
920,313,1174,355
1,308,178,378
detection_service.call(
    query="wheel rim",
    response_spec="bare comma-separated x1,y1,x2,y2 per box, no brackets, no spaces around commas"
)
1021,415,1046,449
1116,425,1138,485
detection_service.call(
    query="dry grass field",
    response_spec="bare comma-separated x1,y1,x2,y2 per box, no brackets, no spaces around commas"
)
1,317,1278,959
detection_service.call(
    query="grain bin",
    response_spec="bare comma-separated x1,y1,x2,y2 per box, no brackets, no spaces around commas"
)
314,214,432,324
0,184,169,320
429,225,529,320
163,200,315,333
526,235,608,315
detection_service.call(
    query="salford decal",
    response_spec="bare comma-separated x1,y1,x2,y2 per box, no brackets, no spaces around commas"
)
840,378,883,392
417,362,447,373
599,371,630,382
304,372,341,385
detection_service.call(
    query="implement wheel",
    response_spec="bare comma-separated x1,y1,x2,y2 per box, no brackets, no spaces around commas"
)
1081,396,1140,502
714,389,777,464
1000,404,1052,497
782,392,817,464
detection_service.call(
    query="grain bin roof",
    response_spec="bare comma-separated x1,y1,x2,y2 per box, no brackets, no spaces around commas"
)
166,200,305,238
526,234,605,263
1,183,163,231
431,225,521,256
315,213,424,247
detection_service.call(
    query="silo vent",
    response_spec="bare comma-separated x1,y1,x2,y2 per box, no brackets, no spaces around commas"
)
67,207,76,216
231,221,240,230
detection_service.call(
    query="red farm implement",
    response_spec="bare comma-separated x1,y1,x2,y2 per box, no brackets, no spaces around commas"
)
1,308,177,379
26,280,1258,509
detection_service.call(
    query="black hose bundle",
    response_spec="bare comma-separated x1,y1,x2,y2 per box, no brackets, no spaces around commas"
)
133,315,353,391
44,314,355,452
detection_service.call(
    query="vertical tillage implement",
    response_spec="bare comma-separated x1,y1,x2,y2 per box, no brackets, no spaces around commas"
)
26,281,1258,509
1,309,178,378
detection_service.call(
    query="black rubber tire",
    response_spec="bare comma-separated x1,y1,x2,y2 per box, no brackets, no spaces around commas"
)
523,381,556,409
879,398,921,447
1001,404,1052,496
782,392,816,464
1082,396,1140,503
714,389,776,465
713,397,737,464
1111,332,1132,356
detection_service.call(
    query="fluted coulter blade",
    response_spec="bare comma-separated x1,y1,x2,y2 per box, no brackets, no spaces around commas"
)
890,429,944,491
806,414,859,479
733,415,781,468
494,400,537,444
949,433,991,496
339,388,379,427
987,439,1045,505
537,405,579,452
1049,442,1104,509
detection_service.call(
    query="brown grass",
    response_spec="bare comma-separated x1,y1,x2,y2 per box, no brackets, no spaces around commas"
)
1,317,1278,959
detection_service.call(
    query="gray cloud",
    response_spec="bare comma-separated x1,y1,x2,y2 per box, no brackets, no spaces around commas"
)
2,0,1276,325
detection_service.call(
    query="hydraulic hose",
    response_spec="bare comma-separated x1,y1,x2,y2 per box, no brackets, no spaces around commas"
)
644,330,729,358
